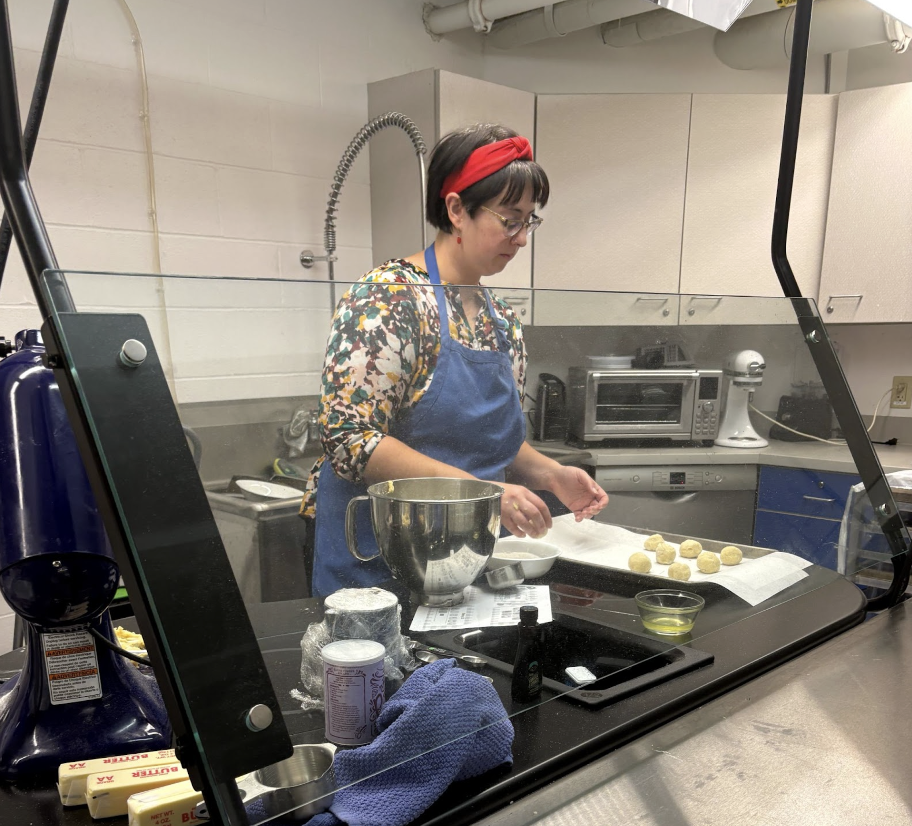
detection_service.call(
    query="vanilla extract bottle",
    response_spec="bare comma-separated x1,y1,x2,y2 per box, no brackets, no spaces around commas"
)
511,605,543,702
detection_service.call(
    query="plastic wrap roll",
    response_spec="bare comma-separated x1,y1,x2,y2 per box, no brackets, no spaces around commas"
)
294,588,416,711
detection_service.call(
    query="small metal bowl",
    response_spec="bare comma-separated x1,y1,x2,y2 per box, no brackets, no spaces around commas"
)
194,743,336,823
485,561,525,590
635,590,705,636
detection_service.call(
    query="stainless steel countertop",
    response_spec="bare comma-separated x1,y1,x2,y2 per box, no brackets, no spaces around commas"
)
478,602,912,826
531,439,912,474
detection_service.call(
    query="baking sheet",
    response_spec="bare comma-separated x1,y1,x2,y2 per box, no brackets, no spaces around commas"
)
546,515,813,607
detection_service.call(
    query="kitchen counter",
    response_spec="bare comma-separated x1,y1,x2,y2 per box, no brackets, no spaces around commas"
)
0,558,865,826
477,597,912,826
531,438,912,475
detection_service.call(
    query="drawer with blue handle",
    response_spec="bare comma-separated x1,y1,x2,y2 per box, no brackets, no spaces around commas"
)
753,510,840,569
757,466,860,521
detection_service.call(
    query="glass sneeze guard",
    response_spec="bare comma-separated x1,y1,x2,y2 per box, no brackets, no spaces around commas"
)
37,270,295,825
37,268,910,826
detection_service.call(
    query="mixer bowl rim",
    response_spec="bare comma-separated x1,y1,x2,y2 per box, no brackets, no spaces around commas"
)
365,477,505,504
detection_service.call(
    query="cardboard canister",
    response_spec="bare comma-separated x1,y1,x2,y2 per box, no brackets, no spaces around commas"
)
321,639,386,746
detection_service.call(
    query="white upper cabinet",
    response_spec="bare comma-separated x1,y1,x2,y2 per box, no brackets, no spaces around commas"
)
368,69,535,290
819,83,912,323
534,94,692,306
680,94,837,306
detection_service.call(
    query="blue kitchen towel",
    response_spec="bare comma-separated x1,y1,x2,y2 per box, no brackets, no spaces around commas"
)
305,658,514,826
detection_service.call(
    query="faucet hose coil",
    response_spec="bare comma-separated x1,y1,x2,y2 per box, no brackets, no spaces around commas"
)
324,112,427,255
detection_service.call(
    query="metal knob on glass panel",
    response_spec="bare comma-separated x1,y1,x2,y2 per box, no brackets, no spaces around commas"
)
119,338,147,368
245,703,274,732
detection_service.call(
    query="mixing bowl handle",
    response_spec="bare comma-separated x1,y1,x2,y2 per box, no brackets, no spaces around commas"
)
345,495,381,562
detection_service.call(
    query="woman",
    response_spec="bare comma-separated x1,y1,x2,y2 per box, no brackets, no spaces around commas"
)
303,123,608,598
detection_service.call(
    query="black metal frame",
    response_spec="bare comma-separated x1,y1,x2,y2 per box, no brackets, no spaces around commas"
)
0,4,291,823
0,0,67,287
0,0,65,360
771,0,911,610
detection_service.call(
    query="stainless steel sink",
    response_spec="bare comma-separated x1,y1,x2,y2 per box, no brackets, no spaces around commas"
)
206,484,310,603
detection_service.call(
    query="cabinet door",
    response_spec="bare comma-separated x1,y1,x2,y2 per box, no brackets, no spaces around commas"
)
532,290,679,327
819,83,912,323
534,94,691,295
678,293,803,327
438,71,536,290
754,510,839,569
757,465,860,521
680,94,837,302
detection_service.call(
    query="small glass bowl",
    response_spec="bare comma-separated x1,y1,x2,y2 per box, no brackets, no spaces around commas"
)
635,590,705,636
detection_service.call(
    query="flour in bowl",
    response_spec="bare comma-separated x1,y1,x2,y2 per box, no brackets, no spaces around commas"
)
494,550,539,560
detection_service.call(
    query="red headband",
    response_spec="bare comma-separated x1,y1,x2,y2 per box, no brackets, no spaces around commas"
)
440,136,533,197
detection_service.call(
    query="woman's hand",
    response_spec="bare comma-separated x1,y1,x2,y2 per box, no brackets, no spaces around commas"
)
548,466,609,522
498,483,552,539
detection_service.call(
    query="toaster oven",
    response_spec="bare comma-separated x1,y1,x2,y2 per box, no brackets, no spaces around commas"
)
567,367,723,444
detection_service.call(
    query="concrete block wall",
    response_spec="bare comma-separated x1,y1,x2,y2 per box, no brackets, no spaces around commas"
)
0,0,484,652
0,0,485,402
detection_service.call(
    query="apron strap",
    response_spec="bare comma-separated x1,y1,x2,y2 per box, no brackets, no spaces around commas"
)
424,244,452,345
425,244,511,354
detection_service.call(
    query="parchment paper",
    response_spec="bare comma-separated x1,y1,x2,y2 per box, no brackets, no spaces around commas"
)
547,515,813,607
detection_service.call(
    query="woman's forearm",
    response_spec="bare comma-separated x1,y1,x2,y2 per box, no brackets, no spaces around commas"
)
505,442,563,492
362,435,475,485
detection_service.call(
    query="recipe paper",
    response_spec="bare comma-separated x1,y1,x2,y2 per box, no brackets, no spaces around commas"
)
546,515,812,607
409,585,553,632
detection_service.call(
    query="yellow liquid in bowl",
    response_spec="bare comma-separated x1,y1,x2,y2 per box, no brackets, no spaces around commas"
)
641,614,696,635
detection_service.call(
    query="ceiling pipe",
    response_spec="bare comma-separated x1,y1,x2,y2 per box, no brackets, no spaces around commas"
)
485,0,659,49
424,0,564,35
601,0,781,48
601,8,710,47
485,0,788,50
715,0,911,70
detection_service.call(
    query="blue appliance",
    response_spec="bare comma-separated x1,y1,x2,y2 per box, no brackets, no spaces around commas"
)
0,330,170,780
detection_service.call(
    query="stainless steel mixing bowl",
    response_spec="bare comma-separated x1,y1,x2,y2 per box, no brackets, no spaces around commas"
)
345,477,503,606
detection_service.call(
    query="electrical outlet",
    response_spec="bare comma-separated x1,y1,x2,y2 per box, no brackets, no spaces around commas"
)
891,376,912,409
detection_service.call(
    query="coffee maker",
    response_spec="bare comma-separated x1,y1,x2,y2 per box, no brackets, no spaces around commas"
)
532,373,568,442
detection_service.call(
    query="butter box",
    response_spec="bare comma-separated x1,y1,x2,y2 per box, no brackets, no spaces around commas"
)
128,774,250,826
58,749,179,806
127,779,202,826
86,763,189,819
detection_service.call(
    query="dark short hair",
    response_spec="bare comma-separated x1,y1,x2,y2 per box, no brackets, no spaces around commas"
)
426,123,550,233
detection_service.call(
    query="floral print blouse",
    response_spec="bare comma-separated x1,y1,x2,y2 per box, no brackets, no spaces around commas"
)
301,259,526,518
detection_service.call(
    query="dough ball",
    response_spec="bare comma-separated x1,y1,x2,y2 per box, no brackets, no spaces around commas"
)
655,542,677,565
679,539,703,559
667,562,691,581
697,551,721,574
643,534,664,551
628,552,652,574
720,545,743,566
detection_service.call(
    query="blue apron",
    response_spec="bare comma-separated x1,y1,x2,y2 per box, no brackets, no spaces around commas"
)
313,244,526,598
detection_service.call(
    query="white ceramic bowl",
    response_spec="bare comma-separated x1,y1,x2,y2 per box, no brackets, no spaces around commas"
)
487,538,561,579
236,479,305,502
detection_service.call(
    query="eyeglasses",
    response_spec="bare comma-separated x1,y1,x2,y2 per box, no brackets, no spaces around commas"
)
480,206,544,238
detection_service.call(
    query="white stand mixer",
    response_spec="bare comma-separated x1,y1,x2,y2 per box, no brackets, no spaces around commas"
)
714,349,769,449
